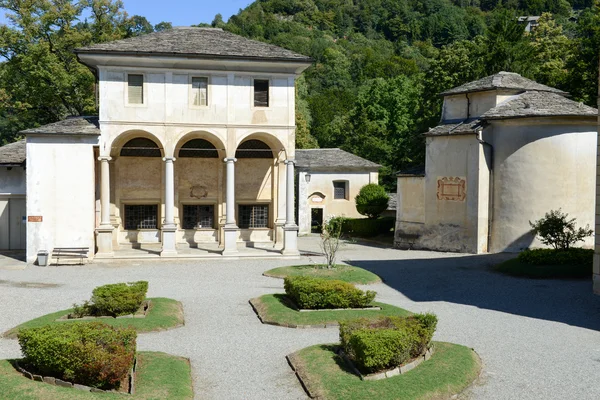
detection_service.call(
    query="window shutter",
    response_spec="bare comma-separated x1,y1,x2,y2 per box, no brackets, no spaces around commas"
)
128,74,144,104
334,182,347,199
192,77,208,106
254,79,269,107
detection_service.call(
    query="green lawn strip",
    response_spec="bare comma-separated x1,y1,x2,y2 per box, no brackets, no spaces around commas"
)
289,342,481,400
263,265,381,284
3,298,184,339
250,294,410,327
494,258,591,279
0,351,193,400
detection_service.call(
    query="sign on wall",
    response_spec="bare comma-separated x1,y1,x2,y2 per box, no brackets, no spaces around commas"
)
28,216,43,222
436,177,466,201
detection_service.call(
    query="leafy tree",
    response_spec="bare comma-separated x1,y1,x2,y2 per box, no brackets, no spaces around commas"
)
529,209,593,250
530,13,572,89
355,184,390,219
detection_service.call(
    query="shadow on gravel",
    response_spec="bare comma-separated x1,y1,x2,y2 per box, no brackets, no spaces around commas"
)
347,253,600,331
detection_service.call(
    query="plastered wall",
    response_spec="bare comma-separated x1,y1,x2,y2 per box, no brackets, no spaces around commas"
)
395,176,425,237
0,167,25,195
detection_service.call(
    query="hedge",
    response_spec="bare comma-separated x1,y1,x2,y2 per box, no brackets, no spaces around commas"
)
517,248,593,266
284,276,376,310
341,217,395,238
18,322,136,389
339,314,438,373
73,281,148,318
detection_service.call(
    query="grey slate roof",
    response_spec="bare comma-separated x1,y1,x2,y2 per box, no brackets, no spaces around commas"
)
20,116,100,136
424,119,485,136
397,165,425,177
295,149,381,170
76,28,312,63
440,71,567,96
481,91,598,120
0,139,26,165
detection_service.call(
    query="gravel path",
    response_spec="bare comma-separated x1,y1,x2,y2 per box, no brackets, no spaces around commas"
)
1,237,600,400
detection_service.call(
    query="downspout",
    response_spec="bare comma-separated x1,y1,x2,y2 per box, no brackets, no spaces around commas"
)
477,128,494,253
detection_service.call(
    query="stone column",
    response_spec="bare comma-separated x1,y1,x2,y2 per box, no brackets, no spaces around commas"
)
223,157,239,255
161,157,178,257
96,156,114,257
282,160,299,256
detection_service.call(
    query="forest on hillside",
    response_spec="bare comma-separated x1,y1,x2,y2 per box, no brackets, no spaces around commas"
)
0,0,599,189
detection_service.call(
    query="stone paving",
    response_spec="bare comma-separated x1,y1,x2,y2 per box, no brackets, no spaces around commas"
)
1,237,600,399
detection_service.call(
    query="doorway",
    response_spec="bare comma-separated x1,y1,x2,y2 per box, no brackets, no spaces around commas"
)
310,208,323,233
0,198,26,250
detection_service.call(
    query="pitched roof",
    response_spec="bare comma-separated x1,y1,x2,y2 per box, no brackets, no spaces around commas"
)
76,28,312,63
20,117,100,136
424,119,485,137
295,149,381,170
0,139,26,165
440,71,567,97
481,91,598,120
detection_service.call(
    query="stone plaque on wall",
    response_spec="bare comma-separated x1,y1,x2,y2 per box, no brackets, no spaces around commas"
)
436,177,466,201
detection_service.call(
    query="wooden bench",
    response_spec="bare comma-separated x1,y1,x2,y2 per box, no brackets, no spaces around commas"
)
51,247,89,265
396,233,421,250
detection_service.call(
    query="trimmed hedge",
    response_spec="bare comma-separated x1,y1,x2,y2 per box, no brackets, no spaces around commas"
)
73,281,148,318
355,184,389,219
339,314,438,373
517,248,593,266
341,217,395,238
284,276,376,310
18,322,136,389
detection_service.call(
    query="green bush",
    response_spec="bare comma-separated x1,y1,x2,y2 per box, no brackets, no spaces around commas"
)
518,248,593,265
341,217,395,238
355,184,389,219
529,209,593,250
18,322,136,389
284,276,376,309
339,313,438,373
73,281,148,317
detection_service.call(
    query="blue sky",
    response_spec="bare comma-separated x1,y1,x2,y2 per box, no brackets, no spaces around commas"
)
0,0,254,27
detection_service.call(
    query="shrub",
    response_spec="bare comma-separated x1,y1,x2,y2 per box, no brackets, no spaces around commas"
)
339,313,438,373
73,281,148,317
529,209,593,250
517,248,593,265
341,217,395,238
284,276,376,309
355,184,389,219
320,216,346,268
18,322,136,389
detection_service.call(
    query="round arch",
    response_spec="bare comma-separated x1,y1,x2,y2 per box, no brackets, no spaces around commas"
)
174,130,226,159
109,130,165,158
234,132,287,159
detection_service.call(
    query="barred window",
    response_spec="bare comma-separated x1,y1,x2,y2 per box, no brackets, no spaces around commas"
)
333,181,348,200
235,139,273,159
124,205,158,229
239,205,269,228
191,77,208,106
178,139,218,158
120,138,161,157
128,74,144,104
254,79,269,107
182,205,214,229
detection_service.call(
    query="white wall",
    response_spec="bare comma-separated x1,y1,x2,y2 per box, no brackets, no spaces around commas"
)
26,135,98,263
0,167,25,195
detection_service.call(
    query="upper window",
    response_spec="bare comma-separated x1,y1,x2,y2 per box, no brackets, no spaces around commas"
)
179,139,218,158
191,77,208,106
120,138,161,157
254,79,269,107
127,74,144,104
235,140,273,159
333,181,348,200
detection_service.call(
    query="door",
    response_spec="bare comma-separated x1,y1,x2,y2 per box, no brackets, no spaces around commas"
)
9,198,26,249
311,208,323,233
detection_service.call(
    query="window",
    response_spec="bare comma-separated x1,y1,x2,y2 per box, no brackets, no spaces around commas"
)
182,205,214,229
333,181,348,200
120,138,161,157
178,139,218,158
239,205,269,228
128,74,144,104
235,140,273,159
191,77,208,106
124,205,158,229
253,79,269,107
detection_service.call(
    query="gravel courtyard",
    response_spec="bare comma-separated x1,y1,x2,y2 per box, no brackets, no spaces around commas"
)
1,237,600,400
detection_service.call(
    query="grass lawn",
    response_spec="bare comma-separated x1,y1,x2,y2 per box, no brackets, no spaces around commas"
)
250,294,410,327
288,342,480,400
0,351,193,399
3,298,184,339
263,265,381,284
494,258,591,279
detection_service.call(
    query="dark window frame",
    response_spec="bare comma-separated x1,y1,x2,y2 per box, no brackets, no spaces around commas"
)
123,204,158,230
238,204,269,229
182,204,215,229
253,79,269,107
333,181,348,200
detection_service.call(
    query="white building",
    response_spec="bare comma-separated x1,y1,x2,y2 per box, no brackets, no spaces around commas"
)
395,72,598,254
18,27,312,263
295,148,380,234
0,140,26,250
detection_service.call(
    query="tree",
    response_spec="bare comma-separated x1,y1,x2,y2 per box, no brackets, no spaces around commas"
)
355,184,389,219
320,216,345,269
529,209,593,250
530,13,572,89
